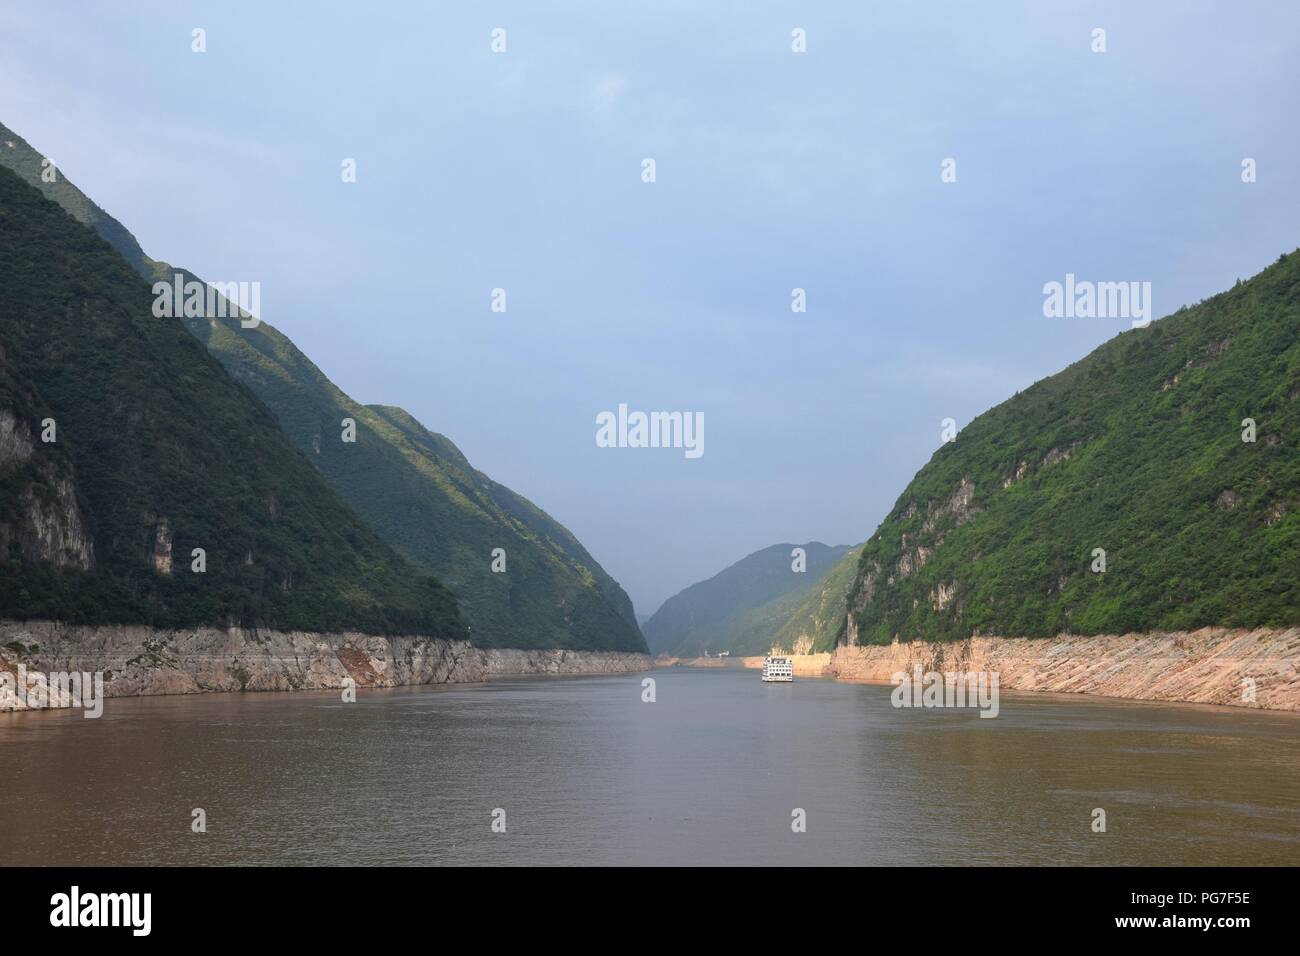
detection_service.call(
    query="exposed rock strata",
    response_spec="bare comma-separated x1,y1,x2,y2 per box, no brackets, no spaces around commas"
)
0,620,651,711
826,628,1300,712
0,410,94,571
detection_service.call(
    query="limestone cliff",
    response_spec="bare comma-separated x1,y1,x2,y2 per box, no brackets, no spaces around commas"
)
0,407,94,571
0,619,651,711
826,627,1300,712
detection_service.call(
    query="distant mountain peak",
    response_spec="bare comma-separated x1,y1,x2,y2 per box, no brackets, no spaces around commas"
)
644,541,854,656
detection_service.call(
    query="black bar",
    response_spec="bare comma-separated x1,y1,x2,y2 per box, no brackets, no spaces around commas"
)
3,866,1285,940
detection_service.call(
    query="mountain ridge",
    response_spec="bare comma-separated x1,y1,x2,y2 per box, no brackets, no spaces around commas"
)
645,541,852,656
0,120,645,653
836,251,1300,646
0,162,463,636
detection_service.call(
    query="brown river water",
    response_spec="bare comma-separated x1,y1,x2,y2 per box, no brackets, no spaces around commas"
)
1,668,1297,865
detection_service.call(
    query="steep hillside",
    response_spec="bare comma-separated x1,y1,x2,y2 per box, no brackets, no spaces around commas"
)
0,126,159,280
0,165,463,636
772,544,861,653
841,253,1300,646
171,310,642,652
645,542,852,656
0,121,644,653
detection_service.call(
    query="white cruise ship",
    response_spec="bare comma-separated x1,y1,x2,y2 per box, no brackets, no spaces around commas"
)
761,656,793,682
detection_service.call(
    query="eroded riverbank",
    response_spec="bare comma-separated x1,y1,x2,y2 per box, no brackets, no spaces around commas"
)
661,627,1300,712
0,619,650,712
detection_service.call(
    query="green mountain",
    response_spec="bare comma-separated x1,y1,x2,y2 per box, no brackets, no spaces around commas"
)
0,121,644,653
169,325,643,652
0,164,462,636
772,544,861,653
644,542,853,656
839,253,1300,646
0,127,158,281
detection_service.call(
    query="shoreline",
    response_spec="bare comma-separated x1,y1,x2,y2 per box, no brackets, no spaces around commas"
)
0,619,651,713
659,626,1300,713
6,619,1296,715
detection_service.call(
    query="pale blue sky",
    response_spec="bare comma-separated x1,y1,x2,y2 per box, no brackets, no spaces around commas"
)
2,2,1297,614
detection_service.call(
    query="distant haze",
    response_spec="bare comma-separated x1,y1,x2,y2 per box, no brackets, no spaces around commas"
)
3,2,1297,614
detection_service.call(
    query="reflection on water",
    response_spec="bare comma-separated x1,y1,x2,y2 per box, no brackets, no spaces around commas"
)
1,668,1297,865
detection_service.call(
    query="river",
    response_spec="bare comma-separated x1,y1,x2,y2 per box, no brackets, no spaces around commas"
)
2,668,1297,865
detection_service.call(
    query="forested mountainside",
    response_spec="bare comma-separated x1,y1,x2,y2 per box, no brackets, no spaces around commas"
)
772,545,861,652
0,121,644,653
838,253,1300,646
0,165,462,636
645,542,852,656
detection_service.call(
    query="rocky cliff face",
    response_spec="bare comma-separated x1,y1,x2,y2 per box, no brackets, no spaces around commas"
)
14,476,94,570
0,409,94,571
0,619,651,711
0,408,32,470
826,628,1300,712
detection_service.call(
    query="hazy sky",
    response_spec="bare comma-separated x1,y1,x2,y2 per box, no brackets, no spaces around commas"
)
2,2,1297,615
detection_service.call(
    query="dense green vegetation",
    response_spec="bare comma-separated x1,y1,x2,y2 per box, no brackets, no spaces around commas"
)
840,253,1300,645
170,299,643,652
644,543,852,656
772,544,861,653
0,121,644,653
0,122,161,281
0,165,464,636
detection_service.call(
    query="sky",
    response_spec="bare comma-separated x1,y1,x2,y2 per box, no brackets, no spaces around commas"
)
2,2,1297,616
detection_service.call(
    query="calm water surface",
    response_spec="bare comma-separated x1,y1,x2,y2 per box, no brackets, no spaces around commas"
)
2,668,1298,865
